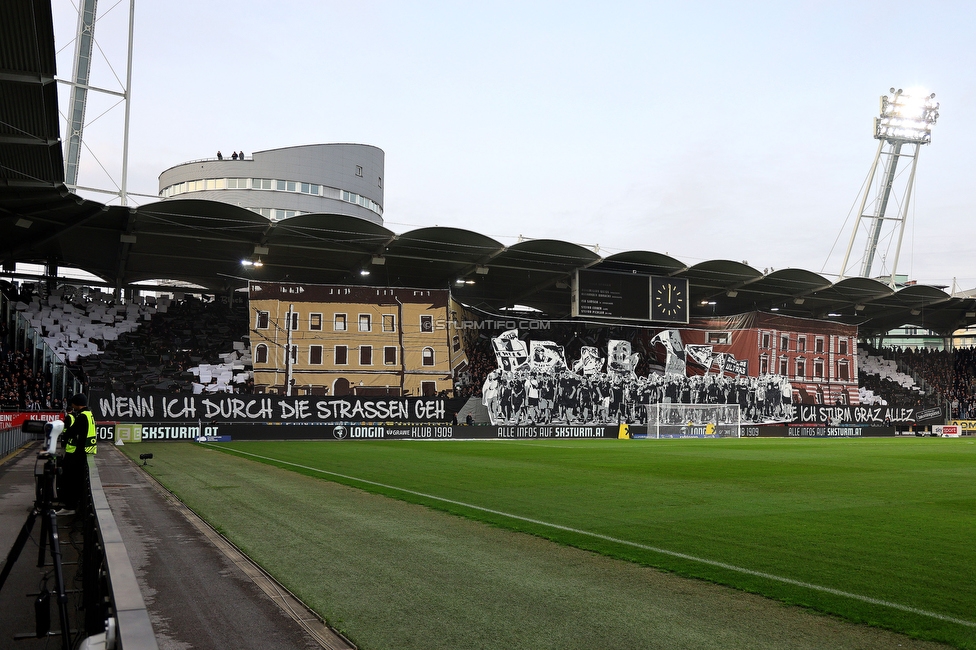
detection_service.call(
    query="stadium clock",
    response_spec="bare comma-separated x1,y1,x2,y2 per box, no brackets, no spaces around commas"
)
651,277,688,323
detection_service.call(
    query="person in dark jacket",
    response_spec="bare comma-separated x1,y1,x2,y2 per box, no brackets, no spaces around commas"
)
56,393,97,515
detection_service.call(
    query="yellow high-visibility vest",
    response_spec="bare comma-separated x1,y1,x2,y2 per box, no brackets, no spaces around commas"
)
64,411,97,455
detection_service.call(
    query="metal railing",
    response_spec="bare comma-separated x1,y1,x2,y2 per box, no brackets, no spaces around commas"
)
0,425,33,458
83,455,159,649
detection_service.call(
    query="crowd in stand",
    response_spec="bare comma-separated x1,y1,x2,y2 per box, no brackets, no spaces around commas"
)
76,295,251,394
873,346,976,417
0,348,62,411
0,280,252,407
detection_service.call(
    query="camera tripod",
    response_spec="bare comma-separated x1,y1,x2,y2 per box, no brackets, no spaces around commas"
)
0,453,73,650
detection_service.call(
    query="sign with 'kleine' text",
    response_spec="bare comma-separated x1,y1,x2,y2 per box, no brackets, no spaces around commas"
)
91,391,463,424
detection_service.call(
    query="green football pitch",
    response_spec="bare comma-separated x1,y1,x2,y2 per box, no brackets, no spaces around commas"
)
122,437,976,649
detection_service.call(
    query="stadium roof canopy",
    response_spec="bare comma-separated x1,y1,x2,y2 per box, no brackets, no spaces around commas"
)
3,0,976,338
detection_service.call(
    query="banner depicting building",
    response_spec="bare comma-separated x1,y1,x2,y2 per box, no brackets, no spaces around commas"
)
248,282,467,398
479,312,858,427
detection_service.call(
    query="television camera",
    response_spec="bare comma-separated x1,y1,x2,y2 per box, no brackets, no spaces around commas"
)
0,419,73,648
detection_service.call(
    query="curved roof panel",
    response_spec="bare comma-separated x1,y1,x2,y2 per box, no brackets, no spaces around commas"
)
597,251,687,276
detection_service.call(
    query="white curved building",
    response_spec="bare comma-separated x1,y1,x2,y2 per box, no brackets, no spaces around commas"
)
157,143,385,225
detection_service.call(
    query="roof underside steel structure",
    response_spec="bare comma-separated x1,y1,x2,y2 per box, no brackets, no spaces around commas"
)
3,0,976,338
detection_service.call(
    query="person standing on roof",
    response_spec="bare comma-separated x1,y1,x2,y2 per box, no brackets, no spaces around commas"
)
56,393,97,516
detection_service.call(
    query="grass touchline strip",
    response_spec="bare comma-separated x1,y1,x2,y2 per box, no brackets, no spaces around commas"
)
203,443,976,630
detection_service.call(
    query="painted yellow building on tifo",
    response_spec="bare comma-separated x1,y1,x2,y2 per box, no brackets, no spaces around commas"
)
248,282,467,397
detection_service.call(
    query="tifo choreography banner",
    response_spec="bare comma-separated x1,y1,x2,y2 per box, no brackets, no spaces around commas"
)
796,404,920,424
90,391,466,423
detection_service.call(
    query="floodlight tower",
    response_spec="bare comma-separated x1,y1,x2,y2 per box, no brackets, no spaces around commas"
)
838,88,940,286
61,0,137,205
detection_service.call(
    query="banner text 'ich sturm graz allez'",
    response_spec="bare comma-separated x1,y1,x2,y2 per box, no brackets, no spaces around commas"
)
92,392,462,423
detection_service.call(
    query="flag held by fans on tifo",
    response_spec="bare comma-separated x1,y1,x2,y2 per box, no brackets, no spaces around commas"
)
685,344,714,369
529,340,568,372
650,329,686,376
573,346,605,376
491,329,529,371
608,340,635,374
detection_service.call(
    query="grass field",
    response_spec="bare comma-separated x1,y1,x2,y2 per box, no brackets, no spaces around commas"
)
122,437,976,649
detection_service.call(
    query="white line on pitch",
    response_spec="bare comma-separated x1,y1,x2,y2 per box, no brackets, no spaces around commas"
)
202,443,976,629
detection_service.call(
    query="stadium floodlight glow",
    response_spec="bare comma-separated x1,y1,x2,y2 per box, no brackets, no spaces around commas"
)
874,88,939,144
840,86,941,285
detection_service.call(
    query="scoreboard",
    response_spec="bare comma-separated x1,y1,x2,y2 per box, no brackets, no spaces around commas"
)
571,269,689,323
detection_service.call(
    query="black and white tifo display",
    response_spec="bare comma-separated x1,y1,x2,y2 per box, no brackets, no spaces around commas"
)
481,329,794,436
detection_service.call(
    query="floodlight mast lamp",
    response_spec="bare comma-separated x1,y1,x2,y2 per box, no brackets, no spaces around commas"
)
838,88,939,287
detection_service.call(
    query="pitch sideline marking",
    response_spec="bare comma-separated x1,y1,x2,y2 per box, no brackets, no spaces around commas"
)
203,443,976,629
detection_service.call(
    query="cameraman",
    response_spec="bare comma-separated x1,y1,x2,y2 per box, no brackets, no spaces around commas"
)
55,394,97,516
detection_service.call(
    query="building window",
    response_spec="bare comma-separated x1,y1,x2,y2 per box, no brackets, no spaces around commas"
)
779,357,788,376
422,347,435,366
356,165,363,177
256,311,270,329
359,314,371,332
360,345,372,365
798,337,806,353
384,346,397,365
796,358,806,378
761,333,770,349
286,311,299,331
780,334,789,350
421,381,436,396
814,358,824,378
420,315,433,333
838,359,850,381
383,314,396,332
838,339,848,355
255,344,268,364
453,335,461,352
309,345,323,365
815,337,824,354
288,345,298,364
335,346,348,365
309,313,322,331
334,314,347,331
706,332,731,345
759,354,768,374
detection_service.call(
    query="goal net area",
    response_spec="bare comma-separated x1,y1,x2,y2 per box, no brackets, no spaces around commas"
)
645,403,741,438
